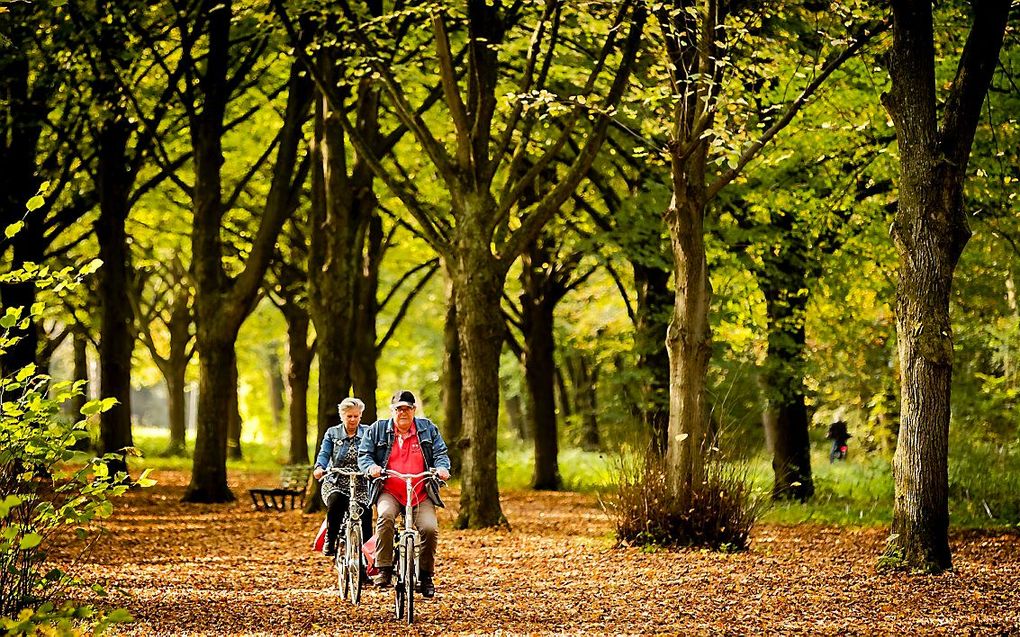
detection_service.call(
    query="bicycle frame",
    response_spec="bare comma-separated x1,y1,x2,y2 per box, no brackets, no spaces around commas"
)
325,468,366,604
383,469,436,624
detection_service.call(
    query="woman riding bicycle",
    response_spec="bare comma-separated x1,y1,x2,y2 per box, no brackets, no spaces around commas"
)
313,397,373,563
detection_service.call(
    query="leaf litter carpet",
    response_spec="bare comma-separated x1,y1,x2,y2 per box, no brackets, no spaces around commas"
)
69,470,1019,635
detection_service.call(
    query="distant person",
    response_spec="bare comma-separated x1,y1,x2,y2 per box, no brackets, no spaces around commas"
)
358,390,451,597
313,397,372,567
827,418,851,462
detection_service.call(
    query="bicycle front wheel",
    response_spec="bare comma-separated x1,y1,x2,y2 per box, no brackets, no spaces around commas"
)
402,535,415,624
347,525,362,605
393,541,404,620
336,545,347,600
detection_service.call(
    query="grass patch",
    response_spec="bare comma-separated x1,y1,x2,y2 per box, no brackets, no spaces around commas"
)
130,427,288,474
750,436,1020,528
497,444,612,492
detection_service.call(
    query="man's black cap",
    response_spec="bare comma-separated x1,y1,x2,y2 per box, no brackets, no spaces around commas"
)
390,390,417,408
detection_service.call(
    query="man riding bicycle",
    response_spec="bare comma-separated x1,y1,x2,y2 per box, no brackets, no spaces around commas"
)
358,390,451,597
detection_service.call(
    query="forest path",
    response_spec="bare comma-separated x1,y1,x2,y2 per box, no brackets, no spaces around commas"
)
76,470,1019,635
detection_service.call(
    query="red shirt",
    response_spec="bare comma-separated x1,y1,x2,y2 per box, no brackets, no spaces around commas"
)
383,422,427,506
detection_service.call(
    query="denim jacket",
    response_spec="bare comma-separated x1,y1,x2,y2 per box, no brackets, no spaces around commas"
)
357,417,450,507
315,423,371,471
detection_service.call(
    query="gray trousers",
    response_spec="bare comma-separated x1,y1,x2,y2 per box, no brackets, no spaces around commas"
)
374,493,438,574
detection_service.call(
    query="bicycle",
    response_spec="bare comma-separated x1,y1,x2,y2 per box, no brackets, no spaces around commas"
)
383,469,443,625
324,468,367,605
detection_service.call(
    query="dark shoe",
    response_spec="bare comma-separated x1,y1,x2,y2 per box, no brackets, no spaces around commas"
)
360,572,373,586
372,567,393,588
323,540,337,557
419,573,435,598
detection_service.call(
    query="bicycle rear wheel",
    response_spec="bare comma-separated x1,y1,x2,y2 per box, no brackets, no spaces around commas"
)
347,525,362,605
402,535,415,624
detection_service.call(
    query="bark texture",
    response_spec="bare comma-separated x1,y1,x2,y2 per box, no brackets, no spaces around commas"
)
881,0,1010,573
283,303,312,465
93,10,136,476
442,274,464,475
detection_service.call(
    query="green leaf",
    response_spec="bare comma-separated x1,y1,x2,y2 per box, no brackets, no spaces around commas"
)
15,363,36,382
105,609,133,624
4,221,23,238
136,468,157,488
19,533,43,550
81,398,114,416
79,258,104,277
0,494,23,518
26,195,45,211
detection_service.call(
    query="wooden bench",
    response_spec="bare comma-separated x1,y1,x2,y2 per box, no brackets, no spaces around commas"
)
248,465,312,511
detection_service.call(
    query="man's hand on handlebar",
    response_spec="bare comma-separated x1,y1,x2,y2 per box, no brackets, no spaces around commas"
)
435,467,450,481
368,464,383,478
313,466,325,481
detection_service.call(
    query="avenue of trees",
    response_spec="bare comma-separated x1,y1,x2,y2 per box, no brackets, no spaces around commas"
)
2,0,1018,576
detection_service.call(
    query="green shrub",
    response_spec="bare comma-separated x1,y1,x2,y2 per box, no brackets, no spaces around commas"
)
1,223,143,634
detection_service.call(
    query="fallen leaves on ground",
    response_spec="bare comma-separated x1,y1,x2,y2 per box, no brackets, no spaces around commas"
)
57,469,1020,636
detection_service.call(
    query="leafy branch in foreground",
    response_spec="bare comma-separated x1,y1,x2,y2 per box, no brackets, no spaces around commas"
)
1,223,152,634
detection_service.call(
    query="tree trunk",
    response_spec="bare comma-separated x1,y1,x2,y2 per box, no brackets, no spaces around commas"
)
70,330,91,451
0,26,46,379
304,69,375,512
183,10,309,502
352,214,383,423
163,289,193,456
664,186,712,494
185,337,236,502
441,272,464,474
567,354,600,452
267,347,285,429
1005,271,1019,388
451,246,508,529
524,298,561,489
95,113,135,477
633,263,672,457
284,304,312,465
881,0,1010,574
227,353,242,460
503,390,529,442
555,366,572,425
759,273,814,501
166,362,188,456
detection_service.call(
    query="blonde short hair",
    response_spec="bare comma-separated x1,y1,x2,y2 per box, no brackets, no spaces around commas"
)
338,397,366,414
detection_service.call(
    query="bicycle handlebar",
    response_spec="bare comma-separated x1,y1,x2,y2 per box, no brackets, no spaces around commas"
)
323,467,368,477
382,469,437,479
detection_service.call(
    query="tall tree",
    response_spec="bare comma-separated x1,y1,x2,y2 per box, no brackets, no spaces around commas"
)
132,259,196,456
285,0,646,528
180,0,312,502
648,1,880,497
504,226,596,489
881,0,1011,573
266,220,315,466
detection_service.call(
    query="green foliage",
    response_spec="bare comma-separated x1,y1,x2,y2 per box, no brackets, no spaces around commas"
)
1,239,141,632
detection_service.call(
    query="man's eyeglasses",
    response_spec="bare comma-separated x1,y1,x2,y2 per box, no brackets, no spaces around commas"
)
393,406,414,413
